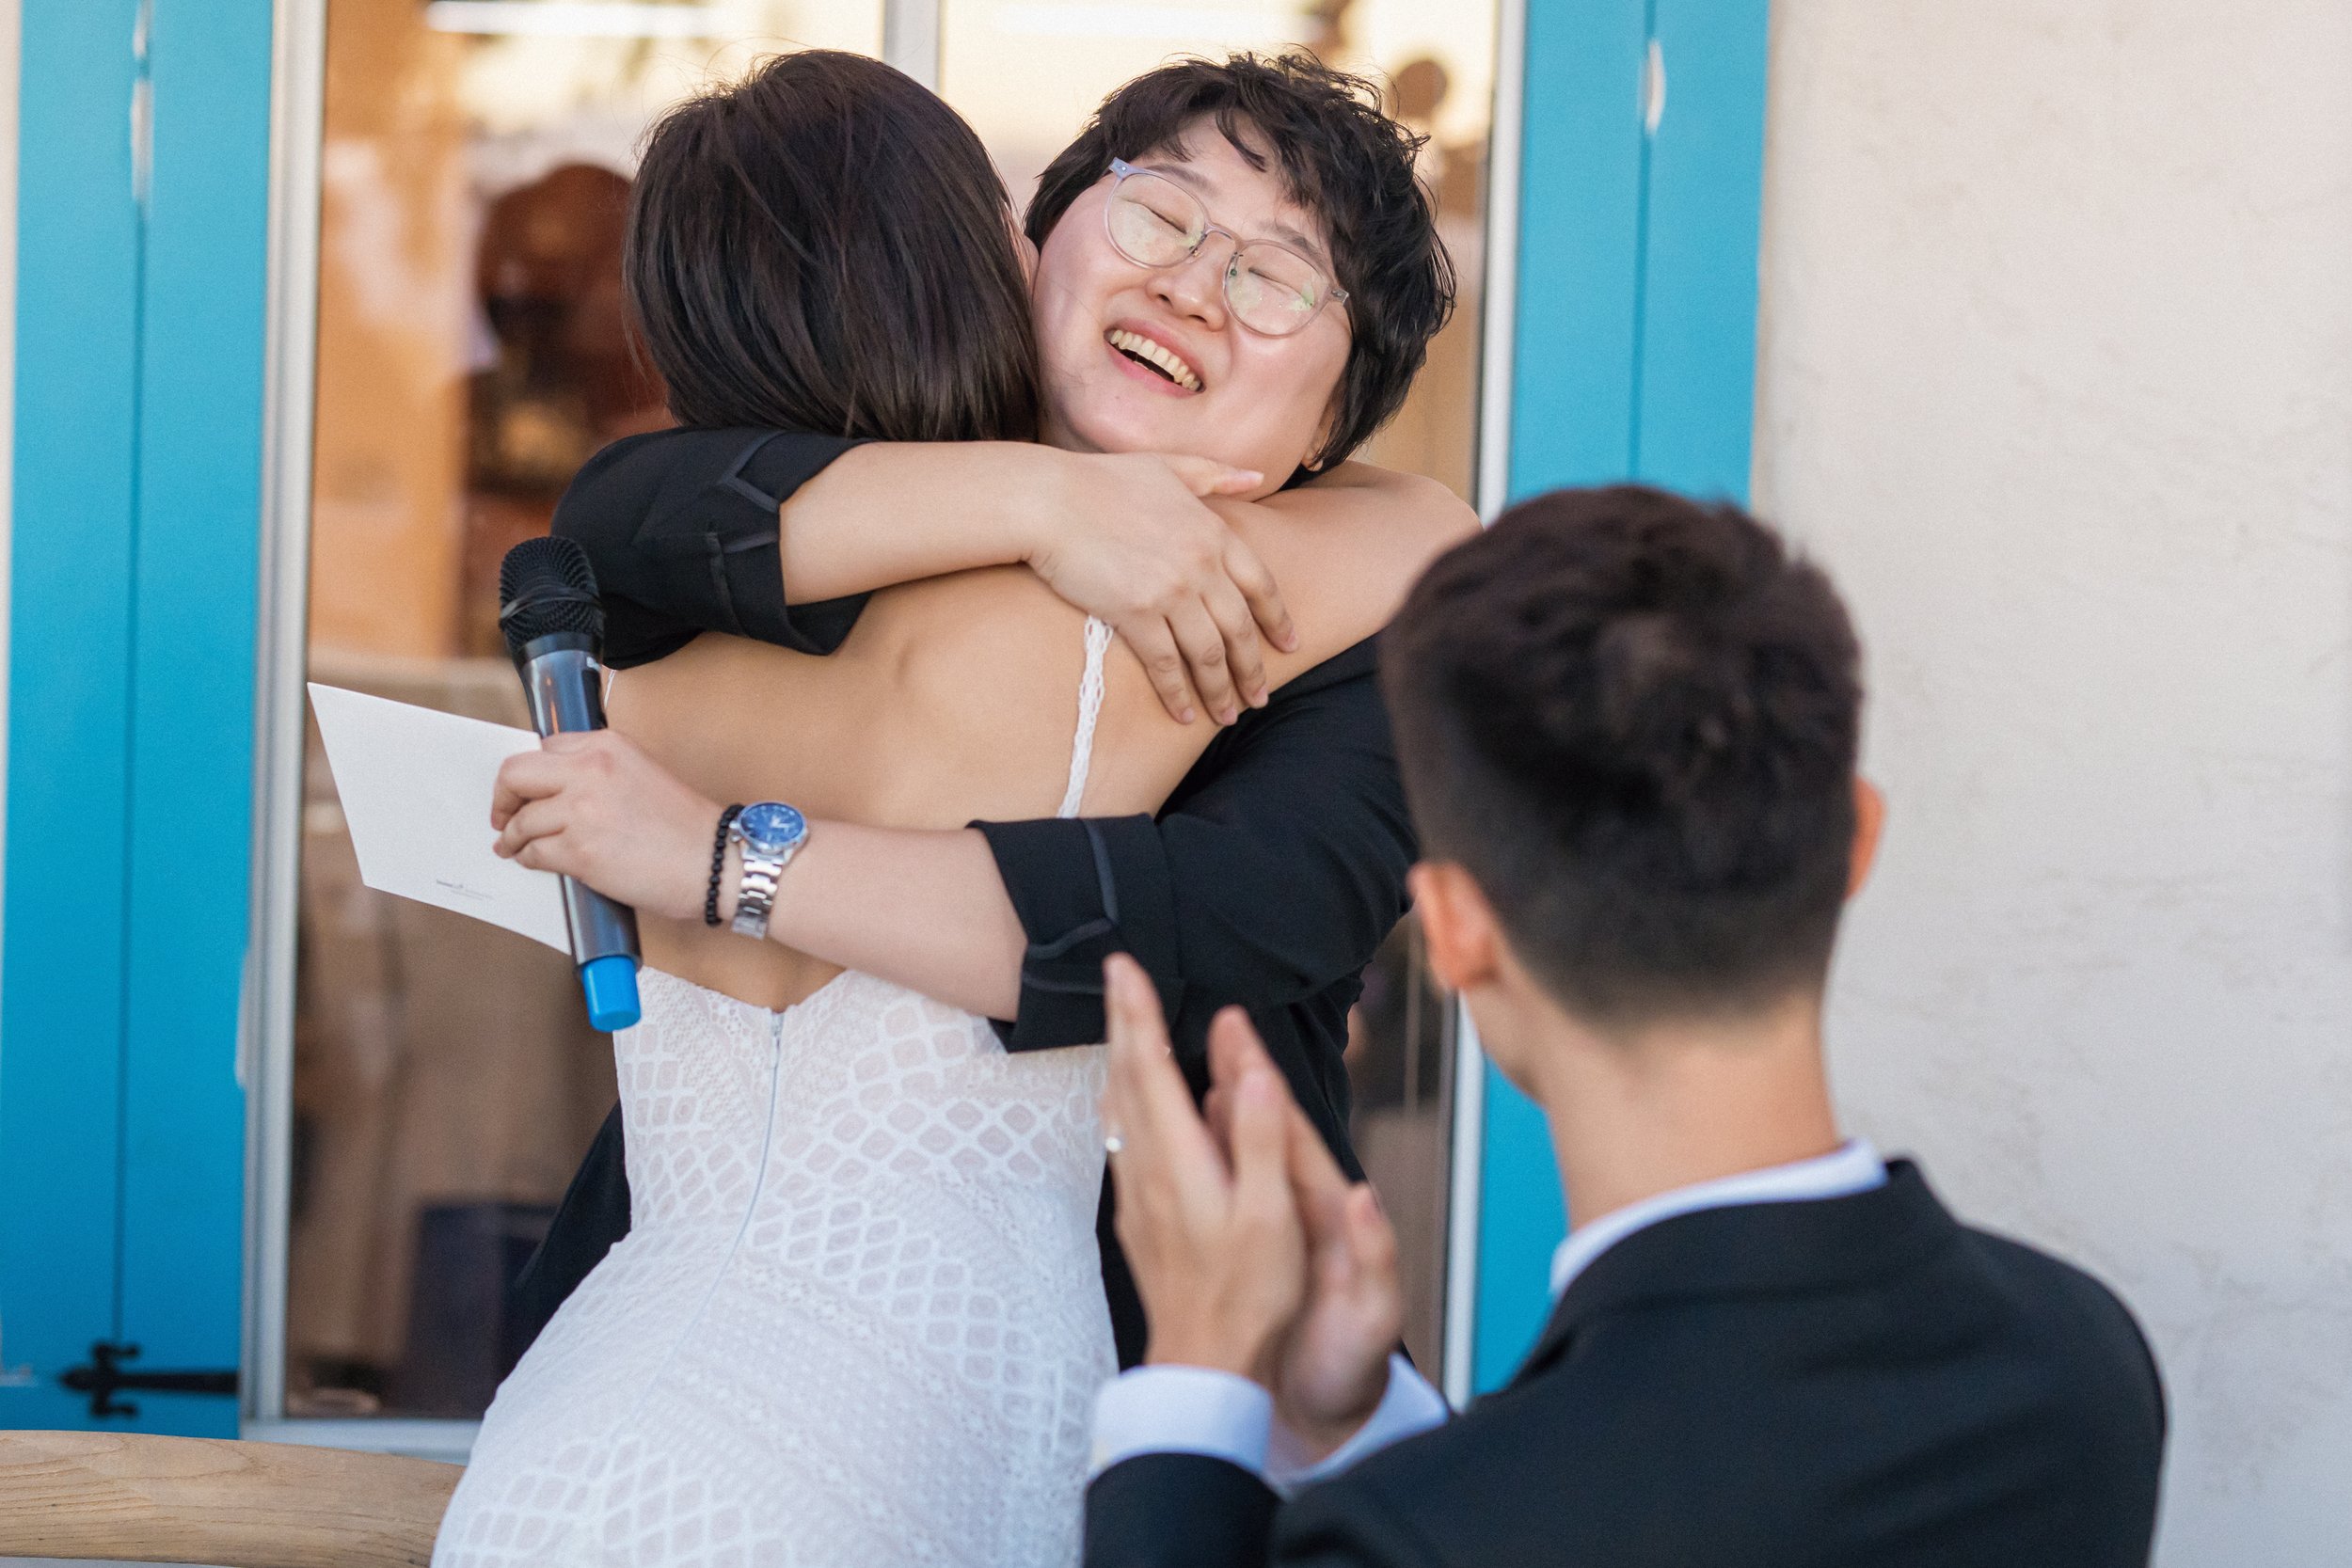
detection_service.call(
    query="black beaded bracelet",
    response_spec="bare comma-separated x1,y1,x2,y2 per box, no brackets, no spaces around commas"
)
706,803,745,927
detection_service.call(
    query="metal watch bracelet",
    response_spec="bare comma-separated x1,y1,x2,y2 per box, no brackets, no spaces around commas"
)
728,834,809,941
730,846,784,941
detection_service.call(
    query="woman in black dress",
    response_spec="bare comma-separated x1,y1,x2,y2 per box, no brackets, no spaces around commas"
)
503,50,1463,1372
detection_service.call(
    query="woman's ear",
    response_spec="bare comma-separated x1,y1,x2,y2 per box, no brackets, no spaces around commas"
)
1847,777,1885,900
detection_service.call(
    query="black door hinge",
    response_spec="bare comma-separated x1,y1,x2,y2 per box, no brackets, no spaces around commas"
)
60,1340,237,1419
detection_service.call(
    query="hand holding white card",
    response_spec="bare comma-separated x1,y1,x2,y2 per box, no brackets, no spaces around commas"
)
308,682,571,951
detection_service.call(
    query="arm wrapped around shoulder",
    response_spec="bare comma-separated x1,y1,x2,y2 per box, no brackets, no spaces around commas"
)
550,426,869,666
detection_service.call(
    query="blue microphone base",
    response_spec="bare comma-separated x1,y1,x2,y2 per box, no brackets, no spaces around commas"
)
580,953,643,1033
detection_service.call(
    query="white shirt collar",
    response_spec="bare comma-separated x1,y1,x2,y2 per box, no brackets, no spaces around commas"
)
1549,1139,1886,1300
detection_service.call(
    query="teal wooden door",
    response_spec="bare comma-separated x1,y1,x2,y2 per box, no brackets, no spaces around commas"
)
0,0,272,1435
1472,0,1772,1392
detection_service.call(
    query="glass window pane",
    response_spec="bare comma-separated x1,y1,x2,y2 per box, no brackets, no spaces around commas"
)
286,0,1500,1416
1344,913,1457,1370
291,0,884,1422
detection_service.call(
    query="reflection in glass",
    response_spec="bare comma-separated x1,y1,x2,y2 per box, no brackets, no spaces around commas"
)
290,0,882,1420
1345,914,1456,1370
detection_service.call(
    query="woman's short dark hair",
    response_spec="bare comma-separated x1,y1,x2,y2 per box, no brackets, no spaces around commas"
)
1382,487,1865,1025
1026,54,1454,478
628,50,1039,442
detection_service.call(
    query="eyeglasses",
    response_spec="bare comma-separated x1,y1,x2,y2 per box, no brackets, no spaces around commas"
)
1103,158,1347,339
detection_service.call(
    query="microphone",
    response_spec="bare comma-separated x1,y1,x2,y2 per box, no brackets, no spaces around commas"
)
499,535,643,1033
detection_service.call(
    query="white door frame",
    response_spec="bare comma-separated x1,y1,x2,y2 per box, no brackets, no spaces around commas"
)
239,0,324,1443
1445,0,1528,1408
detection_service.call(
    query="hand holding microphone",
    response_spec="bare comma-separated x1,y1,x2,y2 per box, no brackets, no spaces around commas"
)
491,728,725,927
497,536,644,1032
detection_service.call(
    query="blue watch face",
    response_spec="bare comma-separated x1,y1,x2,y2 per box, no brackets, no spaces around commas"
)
737,801,807,855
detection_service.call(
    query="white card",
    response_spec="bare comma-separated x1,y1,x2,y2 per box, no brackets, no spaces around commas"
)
308,683,570,952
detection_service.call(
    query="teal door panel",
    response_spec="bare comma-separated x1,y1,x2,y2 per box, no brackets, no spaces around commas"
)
1471,1063,1569,1390
0,0,148,1433
1506,0,1649,498
116,0,271,1431
1634,0,1771,493
2,0,269,1434
1474,0,1771,1394
1476,0,1652,1395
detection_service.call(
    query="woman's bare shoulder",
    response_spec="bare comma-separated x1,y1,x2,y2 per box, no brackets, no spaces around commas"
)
865,566,1216,817
1295,462,1479,533
1220,464,1479,680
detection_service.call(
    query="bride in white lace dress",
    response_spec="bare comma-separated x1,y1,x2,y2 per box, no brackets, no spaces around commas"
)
437,49,1466,1568
437,626,1121,1567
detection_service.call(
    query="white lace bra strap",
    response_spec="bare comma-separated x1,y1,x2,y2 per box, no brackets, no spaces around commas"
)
1057,616,1114,819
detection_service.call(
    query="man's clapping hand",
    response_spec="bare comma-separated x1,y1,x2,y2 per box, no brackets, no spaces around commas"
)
1103,956,1308,1386
1205,1018,1403,1465
1102,954,1405,1459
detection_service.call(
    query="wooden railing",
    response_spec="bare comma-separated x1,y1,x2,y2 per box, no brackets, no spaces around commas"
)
0,1431,458,1566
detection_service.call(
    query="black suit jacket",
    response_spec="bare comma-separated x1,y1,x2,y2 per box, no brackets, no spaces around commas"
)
509,429,1416,1369
1087,1161,2166,1568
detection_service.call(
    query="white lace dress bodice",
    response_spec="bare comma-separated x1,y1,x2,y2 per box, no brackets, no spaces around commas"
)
434,619,1120,1567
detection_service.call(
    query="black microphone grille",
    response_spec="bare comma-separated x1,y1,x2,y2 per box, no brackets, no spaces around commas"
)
500,536,605,657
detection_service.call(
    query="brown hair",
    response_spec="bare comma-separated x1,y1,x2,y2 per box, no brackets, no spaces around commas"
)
1027,54,1454,479
627,50,1039,442
1383,487,1865,1023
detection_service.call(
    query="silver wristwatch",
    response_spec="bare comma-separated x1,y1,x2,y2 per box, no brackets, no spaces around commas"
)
729,801,810,941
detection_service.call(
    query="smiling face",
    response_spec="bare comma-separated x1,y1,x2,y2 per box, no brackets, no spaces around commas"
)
1030,121,1353,495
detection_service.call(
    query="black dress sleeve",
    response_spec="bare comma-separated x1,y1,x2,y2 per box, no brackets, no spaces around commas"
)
502,1104,628,1372
550,425,873,668
972,640,1414,1050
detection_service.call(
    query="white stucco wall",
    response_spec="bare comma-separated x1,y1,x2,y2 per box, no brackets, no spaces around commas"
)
1753,2,2352,1560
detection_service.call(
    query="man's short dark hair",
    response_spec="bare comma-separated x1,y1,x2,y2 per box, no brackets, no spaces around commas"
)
1026,54,1454,480
1382,487,1865,1023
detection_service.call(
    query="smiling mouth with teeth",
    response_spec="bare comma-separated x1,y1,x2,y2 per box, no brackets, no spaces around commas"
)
1106,328,1202,393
